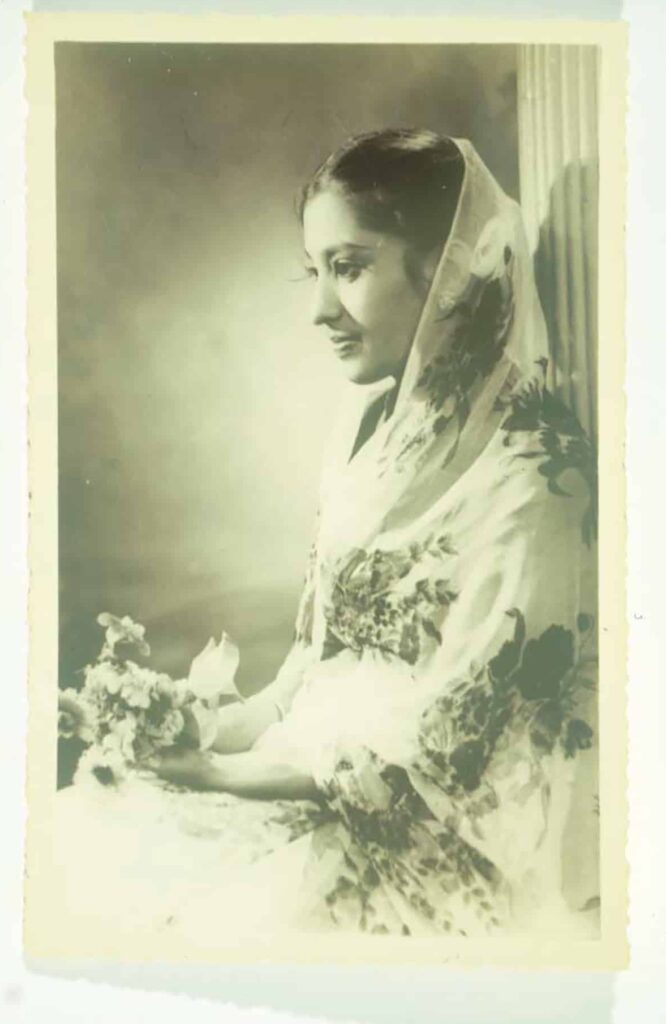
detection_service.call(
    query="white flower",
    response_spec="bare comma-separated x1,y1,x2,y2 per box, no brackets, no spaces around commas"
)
170,677,190,708
58,688,95,743
74,742,127,790
85,660,123,697
188,632,241,703
119,664,153,709
107,717,137,761
151,673,187,709
97,612,151,661
153,709,185,748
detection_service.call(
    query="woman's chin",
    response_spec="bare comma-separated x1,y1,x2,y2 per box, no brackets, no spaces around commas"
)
338,358,393,387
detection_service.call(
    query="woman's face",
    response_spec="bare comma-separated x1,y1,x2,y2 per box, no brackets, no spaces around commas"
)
302,189,432,385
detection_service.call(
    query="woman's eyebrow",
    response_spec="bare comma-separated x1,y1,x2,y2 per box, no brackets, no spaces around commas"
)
304,243,375,262
325,243,375,257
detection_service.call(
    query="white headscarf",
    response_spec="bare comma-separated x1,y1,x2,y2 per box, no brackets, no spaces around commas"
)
304,140,552,649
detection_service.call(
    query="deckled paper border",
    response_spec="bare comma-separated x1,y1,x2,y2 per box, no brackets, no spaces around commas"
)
24,13,628,969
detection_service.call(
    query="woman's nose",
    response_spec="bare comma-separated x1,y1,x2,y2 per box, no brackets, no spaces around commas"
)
311,274,343,327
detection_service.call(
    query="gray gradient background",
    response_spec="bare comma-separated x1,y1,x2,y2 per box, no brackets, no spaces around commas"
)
57,42,520,692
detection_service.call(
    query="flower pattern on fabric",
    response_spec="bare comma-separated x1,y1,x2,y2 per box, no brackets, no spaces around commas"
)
319,753,504,935
496,365,598,544
416,609,596,799
312,610,596,935
322,534,458,665
395,243,516,469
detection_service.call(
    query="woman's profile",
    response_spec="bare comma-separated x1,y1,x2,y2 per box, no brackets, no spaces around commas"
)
54,129,598,942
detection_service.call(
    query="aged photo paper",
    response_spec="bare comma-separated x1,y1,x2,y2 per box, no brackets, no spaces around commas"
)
24,14,628,968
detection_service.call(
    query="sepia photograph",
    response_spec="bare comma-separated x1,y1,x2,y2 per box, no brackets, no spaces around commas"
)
24,15,627,967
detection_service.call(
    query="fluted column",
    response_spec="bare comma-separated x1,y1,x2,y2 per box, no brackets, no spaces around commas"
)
517,45,599,440
518,46,601,914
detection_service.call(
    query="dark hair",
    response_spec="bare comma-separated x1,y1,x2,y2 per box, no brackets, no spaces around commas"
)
298,129,465,263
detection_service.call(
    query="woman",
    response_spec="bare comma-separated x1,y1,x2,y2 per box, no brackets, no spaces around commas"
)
55,130,598,943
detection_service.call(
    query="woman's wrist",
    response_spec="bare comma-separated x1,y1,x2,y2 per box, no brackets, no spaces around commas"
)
200,754,229,791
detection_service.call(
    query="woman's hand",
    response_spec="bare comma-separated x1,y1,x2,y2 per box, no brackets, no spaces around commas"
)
209,690,281,754
149,746,318,801
178,705,206,748
151,747,218,790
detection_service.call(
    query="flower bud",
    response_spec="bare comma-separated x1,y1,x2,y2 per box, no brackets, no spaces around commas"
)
188,631,241,703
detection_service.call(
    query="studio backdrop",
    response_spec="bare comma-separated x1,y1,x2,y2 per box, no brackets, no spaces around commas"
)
57,43,523,694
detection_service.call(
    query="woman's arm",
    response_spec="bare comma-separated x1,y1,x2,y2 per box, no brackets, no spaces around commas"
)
154,747,318,801
209,645,310,754
208,750,318,800
209,689,281,754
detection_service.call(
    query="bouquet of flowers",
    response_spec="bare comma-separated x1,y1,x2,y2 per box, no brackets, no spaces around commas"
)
57,613,241,788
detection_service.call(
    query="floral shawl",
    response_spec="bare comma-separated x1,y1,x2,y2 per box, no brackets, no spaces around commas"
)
255,140,598,937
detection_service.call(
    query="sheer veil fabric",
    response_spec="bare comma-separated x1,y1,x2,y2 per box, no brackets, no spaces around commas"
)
54,140,599,946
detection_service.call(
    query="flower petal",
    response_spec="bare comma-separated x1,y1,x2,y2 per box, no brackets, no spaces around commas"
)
188,632,241,702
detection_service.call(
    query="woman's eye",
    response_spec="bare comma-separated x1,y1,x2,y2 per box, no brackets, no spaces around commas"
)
304,265,318,280
333,260,362,282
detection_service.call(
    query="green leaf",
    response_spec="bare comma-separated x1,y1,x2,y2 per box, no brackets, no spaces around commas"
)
487,608,526,684
513,625,574,701
321,628,346,661
529,700,564,753
398,620,420,665
450,739,486,791
436,534,457,556
563,718,594,758
544,474,573,498
422,618,442,644
434,580,458,605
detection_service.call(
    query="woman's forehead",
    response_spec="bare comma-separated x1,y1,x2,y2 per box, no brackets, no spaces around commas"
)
302,190,386,257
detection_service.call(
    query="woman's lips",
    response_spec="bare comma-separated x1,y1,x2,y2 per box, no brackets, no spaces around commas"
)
331,335,362,358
